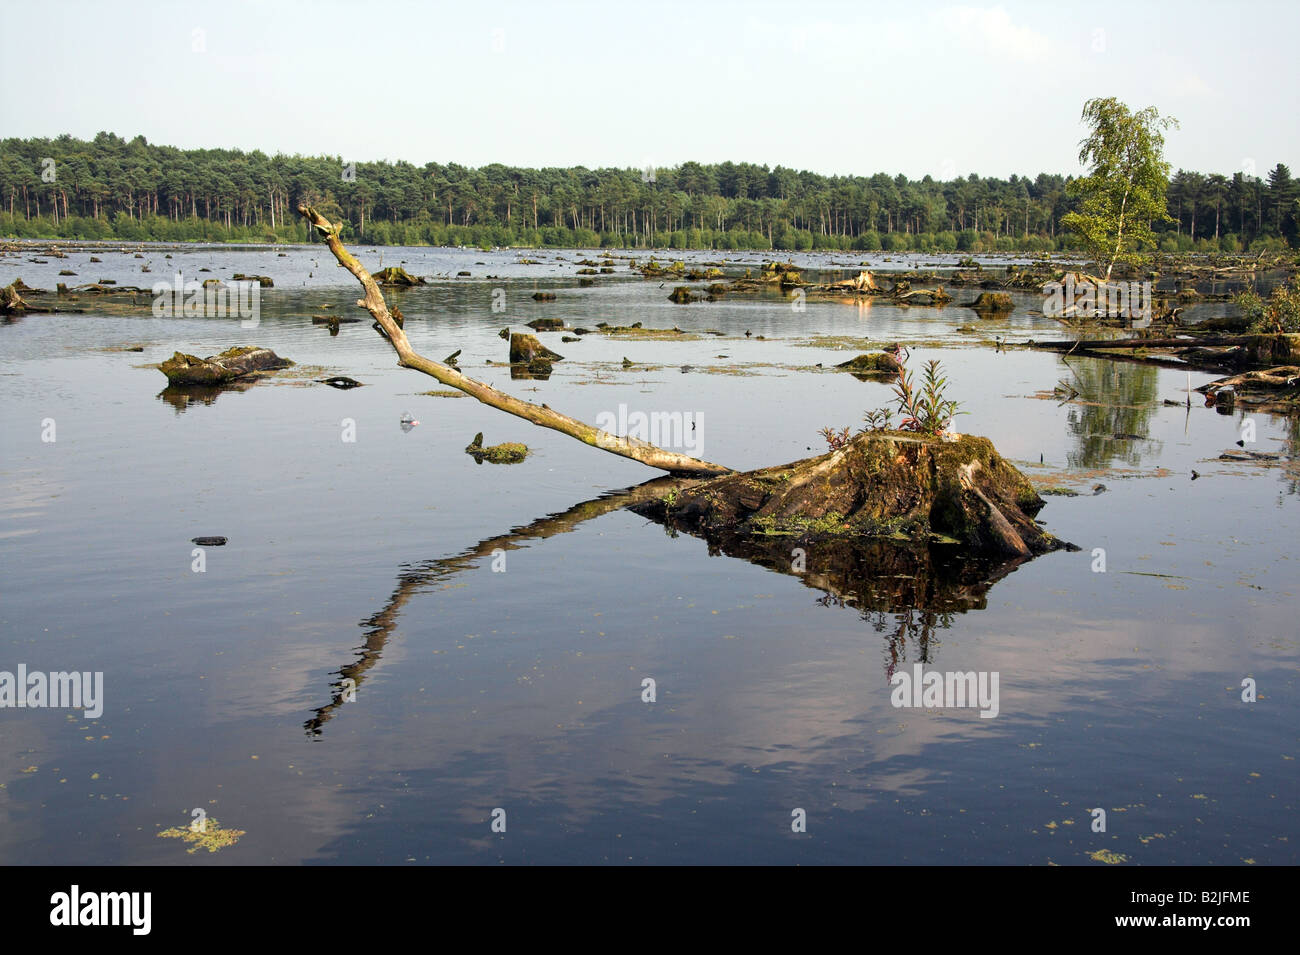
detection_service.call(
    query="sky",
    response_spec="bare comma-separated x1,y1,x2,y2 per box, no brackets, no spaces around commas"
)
2,0,1295,180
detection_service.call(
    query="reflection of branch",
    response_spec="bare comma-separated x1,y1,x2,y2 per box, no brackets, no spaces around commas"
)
304,476,699,735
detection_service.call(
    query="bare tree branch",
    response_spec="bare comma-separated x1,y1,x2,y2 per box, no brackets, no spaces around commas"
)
297,203,730,476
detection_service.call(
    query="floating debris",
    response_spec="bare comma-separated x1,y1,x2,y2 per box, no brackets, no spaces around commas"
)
157,817,245,854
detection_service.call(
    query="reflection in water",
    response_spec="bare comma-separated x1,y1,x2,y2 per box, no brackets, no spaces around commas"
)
304,476,694,735
306,480,1028,734
156,379,260,412
1062,357,1161,468
673,528,1024,683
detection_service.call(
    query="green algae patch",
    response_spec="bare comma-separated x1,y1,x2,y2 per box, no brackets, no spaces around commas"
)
465,433,530,464
158,817,246,854
1088,849,1128,865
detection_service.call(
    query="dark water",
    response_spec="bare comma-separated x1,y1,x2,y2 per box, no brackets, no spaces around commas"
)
1,243,1296,865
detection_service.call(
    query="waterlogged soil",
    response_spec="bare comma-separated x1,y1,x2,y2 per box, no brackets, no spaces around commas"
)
0,242,1296,865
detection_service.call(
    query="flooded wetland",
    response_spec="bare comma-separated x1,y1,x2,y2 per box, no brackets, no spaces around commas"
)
2,243,1295,865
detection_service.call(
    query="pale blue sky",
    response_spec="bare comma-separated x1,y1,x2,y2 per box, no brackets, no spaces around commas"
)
2,0,1294,179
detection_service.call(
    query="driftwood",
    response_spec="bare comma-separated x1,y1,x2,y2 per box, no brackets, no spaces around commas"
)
1027,333,1296,371
1197,365,1300,413
296,203,729,477
159,346,293,385
829,270,878,292
1,281,29,314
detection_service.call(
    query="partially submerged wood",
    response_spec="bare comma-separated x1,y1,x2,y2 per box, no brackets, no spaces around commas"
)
835,352,901,376
509,333,563,363
1,279,54,314
465,432,530,464
829,270,878,292
633,431,1070,559
890,282,952,306
1027,332,1297,370
1,281,30,314
965,292,1014,313
1197,365,1300,414
159,346,293,385
372,266,423,286
297,202,730,477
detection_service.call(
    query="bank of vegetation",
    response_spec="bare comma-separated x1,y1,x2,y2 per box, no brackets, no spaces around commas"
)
1,133,1295,253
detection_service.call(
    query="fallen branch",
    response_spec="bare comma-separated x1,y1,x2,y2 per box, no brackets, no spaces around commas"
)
297,203,729,477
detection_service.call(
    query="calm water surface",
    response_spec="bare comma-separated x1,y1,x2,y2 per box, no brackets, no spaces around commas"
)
1,243,1296,864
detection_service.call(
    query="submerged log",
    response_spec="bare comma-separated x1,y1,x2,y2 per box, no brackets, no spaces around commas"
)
1196,365,1300,414
159,346,293,385
632,431,1070,559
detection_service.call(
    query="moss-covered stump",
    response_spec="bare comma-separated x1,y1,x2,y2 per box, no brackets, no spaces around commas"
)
891,284,952,307
835,352,901,376
632,431,1069,559
372,267,423,286
669,286,702,304
966,292,1014,313
159,346,293,385
2,281,31,314
465,432,530,464
509,333,563,363
232,273,274,287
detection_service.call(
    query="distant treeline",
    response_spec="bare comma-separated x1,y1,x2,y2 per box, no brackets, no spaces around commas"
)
1,132,1296,253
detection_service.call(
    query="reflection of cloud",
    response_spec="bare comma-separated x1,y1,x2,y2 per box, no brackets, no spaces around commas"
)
931,5,1053,64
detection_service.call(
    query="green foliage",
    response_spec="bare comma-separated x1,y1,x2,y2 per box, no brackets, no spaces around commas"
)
819,426,852,451
1060,97,1179,279
891,356,965,436
1234,277,1300,333
0,131,1291,250
862,408,893,431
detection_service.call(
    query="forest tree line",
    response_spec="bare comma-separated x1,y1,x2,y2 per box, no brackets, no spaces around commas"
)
2,132,1296,253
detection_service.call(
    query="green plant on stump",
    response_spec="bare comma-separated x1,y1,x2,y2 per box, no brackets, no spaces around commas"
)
1234,277,1300,334
892,356,965,436
819,426,852,451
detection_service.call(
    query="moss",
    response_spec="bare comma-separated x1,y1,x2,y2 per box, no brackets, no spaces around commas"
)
465,433,529,464
158,817,245,854
1088,849,1128,865
835,352,901,374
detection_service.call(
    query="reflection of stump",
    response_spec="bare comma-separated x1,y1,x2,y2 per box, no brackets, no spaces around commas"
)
633,431,1069,559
